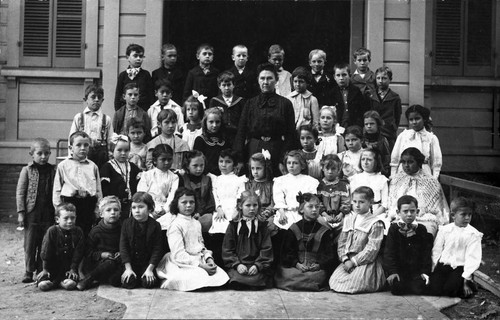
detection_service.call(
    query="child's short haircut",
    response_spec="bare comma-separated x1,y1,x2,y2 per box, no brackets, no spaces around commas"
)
201,107,224,136
297,192,320,215
182,150,206,171
298,124,319,144
161,43,177,54
320,154,342,170
237,190,261,216
69,131,90,145
183,96,205,120
257,62,278,80
126,118,147,133
123,82,139,94
375,66,393,81
248,152,273,181
99,195,122,212
344,125,363,140
219,148,238,164
353,47,371,60
232,44,247,54
154,79,173,92
397,195,418,210
292,66,312,84
268,44,284,56
126,43,144,56
131,191,155,212
352,186,374,202
361,148,384,174
170,187,198,216
450,196,475,213
84,84,104,100
152,144,174,162
283,150,307,174
30,137,51,154
309,49,326,62
157,108,177,124
196,43,214,56
334,62,351,75
363,110,385,128
56,202,76,217
217,71,235,85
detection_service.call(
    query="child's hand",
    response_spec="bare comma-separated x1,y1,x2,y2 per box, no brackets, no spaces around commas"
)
17,213,25,229
295,262,308,273
215,208,225,222
278,211,288,226
421,273,429,285
248,265,258,276
343,260,355,273
237,264,248,275
386,273,400,286
36,270,50,283
463,280,474,298
199,261,217,276
332,212,344,223
101,252,114,260
66,269,79,281
193,213,200,220
323,213,334,224
121,269,136,284
308,263,320,272
141,269,156,287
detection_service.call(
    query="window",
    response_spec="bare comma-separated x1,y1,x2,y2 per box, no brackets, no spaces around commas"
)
20,0,85,68
433,0,495,76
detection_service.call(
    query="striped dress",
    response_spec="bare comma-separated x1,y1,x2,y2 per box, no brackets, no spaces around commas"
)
329,212,386,293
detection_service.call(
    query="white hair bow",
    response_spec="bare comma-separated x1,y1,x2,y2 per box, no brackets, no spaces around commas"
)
262,149,271,160
192,90,207,109
110,133,129,145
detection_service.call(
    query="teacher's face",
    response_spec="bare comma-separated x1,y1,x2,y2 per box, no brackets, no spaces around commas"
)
258,70,277,93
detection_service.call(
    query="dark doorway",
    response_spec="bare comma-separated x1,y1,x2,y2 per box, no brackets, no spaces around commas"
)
163,0,351,73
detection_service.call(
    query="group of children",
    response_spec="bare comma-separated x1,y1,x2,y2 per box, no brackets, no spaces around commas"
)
15,43,483,299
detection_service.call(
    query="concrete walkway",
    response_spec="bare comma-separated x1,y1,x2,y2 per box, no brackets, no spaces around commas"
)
98,285,460,319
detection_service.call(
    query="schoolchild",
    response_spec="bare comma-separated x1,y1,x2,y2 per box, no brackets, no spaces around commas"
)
100,134,141,221
314,106,345,162
77,196,123,290
53,131,102,237
16,138,56,283
350,47,376,98
222,190,273,289
179,95,204,150
244,151,275,222
308,49,333,107
36,203,84,291
369,66,402,150
383,195,433,295
126,118,148,171
156,188,229,291
338,125,363,178
362,110,390,175
208,71,245,147
268,44,292,97
120,192,163,289
429,197,482,298
146,109,189,170
193,107,227,175
275,193,337,291
296,124,322,180
152,43,185,104
329,186,386,293
114,43,154,111
183,43,220,102
148,79,184,137
226,44,258,99
69,84,112,168
288,66,319,130
113,82,152,141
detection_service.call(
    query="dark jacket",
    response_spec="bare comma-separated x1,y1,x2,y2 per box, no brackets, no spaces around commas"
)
183,65,220,102
152,65,185,104
326,83,369,128
226,66,259,99
16,161,56,215
113,105,152,142
120,217,163,267
369,89,402,143
86,219,121,262
208,94,245,141
114,68,154,111
308,70,333,107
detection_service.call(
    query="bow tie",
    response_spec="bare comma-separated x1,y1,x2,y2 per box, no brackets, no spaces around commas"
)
397,221,417,237
126,67,141,80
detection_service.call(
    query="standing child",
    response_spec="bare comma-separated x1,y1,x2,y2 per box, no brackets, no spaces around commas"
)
69,84,112,168
226,44,258,99
100,135,141,221
329,186,386,293
208,71,245,147
222,190,273,289
183,43,220,102
383,195,433,295
338,125,364,178
391,104,442,179
114,43,154,111
268,44,292,97
308,49,332,107
297,125,322,180
429,197,482,298
180,96,204,150
126,118,148,171
152,43,185,104
193,107,227,175
288,66,319,130
146,109,189,170
363,110,390,175
148,79,184,138
36,203,84,291
314,106,345,162
351,48,376,98
120,192,163,289
17,138,55,283
113,83,152,141
156,188,229,291
369,66,402,150
77,196,123,290
53,131,102,237
317,154,350,232
245,151,274,222
275,192,337,291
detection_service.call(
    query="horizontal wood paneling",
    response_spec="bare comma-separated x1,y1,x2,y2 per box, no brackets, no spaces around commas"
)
0,120,5,140
425,91,493,110
384,62,409,83
432,109,492,128
384,41,409,62
119,15,146,36
436,128,491,149
443,155,500,172
19,102,82,120
19,79,83,101
19,120,72,140
385,0,410,19
390,84,409,104
118,36,145,57
121,0,146,14
385,20,410,40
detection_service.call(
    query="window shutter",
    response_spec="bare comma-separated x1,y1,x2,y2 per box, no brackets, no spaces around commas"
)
464,0,494,76
21,0,52,67
53,0,85,67
433,0,463,76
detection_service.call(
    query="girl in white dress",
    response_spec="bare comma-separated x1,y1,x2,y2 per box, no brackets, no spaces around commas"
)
338,125,363,178
314,106,345,161
180,96,204,150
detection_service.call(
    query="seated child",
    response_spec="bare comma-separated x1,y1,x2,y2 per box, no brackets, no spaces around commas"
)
226,44,258,99
16,138,55,283
268,44,292,97
126,118,148,171
350,47,376,98
180,96,204,150
287,66,319,130
275,193,337,291
244,152,274,222
69,84,112,168
338,125,363,178
152,43,185,104
429,197,482,298
296,124,322,179
120,192,163,289
148,79,184,138
156,188,229,291
329,186,386,293
183,43,220,102
78,196,123,290
222,190,273,289
383,195,433,295
308,49,332,107
113,82,152,141
36,203,84,291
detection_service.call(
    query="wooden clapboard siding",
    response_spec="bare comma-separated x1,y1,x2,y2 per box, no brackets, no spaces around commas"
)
117,0,147,74
0,1,8,141
385,63,409,83
385,20,410,40
385,0,410,19
97,2,104,68
121,0,145,13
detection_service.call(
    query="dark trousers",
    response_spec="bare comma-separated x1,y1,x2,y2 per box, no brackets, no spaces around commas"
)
61,196,97,237
429,263,469,297
120,264,158,289
90,259,122,284
24,222,51,273
88,145,109,169
390,274,427,295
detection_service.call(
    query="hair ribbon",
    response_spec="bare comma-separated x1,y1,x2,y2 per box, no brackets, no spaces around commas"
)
192,90,207,109
261,149,271,160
